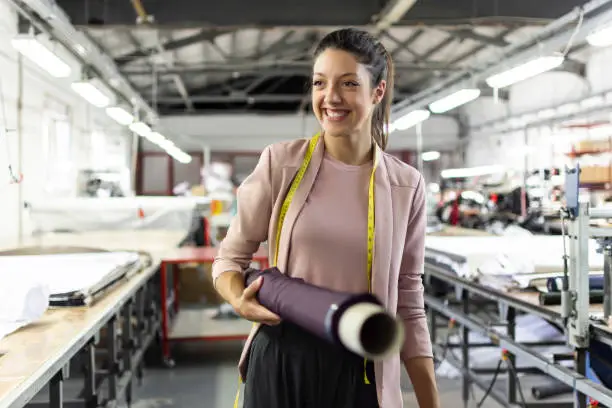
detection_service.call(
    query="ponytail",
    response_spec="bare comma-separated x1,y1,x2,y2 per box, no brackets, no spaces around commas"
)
371,50,394,151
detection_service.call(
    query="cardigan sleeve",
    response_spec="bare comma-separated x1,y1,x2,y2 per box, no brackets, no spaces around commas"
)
397,174,433,361
212,145,273,284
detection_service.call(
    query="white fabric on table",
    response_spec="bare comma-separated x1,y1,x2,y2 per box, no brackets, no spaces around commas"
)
426,235,604,277
0,252,140,295
0,251,139,341
0,279,49,342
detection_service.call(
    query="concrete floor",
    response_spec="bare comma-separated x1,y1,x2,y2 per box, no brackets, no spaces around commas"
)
127,341,507,408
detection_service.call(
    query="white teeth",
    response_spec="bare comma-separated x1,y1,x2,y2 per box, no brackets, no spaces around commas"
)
326,110,348,118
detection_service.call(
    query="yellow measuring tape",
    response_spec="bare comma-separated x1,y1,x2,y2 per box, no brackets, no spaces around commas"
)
234,133,378,406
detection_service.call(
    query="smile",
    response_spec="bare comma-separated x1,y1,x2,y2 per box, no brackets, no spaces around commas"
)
324,109,350,121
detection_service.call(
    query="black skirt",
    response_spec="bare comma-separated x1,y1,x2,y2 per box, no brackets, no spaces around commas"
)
243,321,379,408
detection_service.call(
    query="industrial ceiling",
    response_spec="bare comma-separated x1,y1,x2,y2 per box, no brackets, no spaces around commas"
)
17,0,593,115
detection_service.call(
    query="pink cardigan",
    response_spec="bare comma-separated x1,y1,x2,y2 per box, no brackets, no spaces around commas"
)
212,137,432,408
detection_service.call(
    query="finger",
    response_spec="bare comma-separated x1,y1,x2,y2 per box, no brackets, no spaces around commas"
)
243,276,263,299
251,304,280,321
262,318,281,326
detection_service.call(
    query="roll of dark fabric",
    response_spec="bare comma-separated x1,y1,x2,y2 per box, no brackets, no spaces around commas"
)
539,290,604,305
244,267,403,360
546,275,604,293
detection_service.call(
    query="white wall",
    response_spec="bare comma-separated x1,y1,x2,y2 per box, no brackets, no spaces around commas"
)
0,1,132,242
156,113,460,152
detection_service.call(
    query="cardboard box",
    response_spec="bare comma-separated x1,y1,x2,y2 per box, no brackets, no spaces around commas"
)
178,263,225,305
581,166,612,183
574,139,612,153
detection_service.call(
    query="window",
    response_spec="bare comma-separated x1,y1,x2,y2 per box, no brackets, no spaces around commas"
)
42,106,73,197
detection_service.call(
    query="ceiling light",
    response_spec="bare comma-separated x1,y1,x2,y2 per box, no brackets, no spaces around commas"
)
11,35,71,78
129,121,152,137
167,146,192,164
393,109,430,130
422,151,441,161
485,56,564,89
441,165,505,179
145,131,166,144
429,88,481,114
587,25,612,47
71,81,111,107
106,106,134,125
143,131,192,164
157,138,175,150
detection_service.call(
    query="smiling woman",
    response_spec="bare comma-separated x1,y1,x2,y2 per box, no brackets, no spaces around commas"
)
311,29,394,165
213,28,440,408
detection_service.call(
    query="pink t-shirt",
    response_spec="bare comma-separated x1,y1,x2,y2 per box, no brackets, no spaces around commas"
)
286,151,373,293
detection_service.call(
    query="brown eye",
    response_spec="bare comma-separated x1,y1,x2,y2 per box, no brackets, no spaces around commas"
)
343,81,358,87
312,80,324,87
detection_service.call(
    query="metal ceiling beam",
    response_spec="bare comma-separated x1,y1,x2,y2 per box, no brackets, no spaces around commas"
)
152,94,309,103
9,0,158,121
391,0,612,119
371,0,418,32
446,29,510,47
402,27,516,90
154,31,194,111
446,28,515,66
115,28,231,66
386,29,424,59
253,30,296,59
121,61,461,76
417,35,456,61
55,0,583,27
149,92,410,104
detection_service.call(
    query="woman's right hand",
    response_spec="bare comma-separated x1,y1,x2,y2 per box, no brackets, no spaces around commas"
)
232,276,281,326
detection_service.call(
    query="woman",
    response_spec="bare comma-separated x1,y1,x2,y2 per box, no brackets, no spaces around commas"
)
213,28,440,408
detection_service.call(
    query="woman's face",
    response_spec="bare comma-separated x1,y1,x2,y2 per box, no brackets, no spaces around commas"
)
311,48,385,138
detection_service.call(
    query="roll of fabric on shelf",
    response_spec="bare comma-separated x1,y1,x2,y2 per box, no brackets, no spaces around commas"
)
539,274,604,305
244,267,404,360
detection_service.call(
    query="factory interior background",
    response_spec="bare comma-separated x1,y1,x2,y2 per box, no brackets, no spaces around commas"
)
3,0,612,407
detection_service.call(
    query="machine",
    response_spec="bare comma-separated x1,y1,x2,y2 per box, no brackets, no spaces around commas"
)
560,165,612,406
560,165,612,349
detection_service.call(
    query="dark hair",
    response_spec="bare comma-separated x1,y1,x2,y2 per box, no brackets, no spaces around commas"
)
313,28,394,151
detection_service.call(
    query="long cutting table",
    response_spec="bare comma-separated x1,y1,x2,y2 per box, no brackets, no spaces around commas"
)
0,230,187,408
423,227,612,408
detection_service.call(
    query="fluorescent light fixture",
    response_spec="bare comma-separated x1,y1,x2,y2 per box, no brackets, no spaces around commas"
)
422,151,441,161
129,121,152,137
143,131,192,164
393,109,430,130
158,138,175,150
11,35,71,78
441,165,505,179
71,81,111,108
485,56,564,89
429,88,481,114
167,146,192,164
587,25,612,47
106,106,134,125
145,131,166,144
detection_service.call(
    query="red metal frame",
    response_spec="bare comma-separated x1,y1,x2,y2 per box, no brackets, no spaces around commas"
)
159,246,269,362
